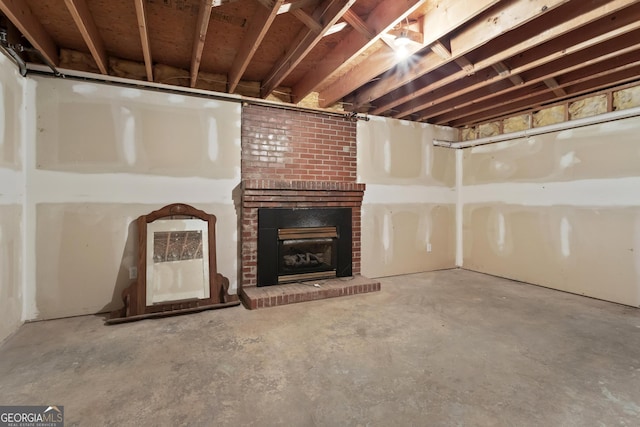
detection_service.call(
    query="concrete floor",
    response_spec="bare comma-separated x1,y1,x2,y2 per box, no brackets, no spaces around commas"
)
1,269,639,426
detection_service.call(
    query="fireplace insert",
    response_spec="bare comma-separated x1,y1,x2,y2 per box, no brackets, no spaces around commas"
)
278,226,338,283
257,208,352,286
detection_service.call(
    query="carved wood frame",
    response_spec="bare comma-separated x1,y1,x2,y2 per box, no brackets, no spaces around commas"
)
108,203,239,323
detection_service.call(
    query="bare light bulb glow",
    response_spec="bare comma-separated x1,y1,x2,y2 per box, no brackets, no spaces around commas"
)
394,31,411,47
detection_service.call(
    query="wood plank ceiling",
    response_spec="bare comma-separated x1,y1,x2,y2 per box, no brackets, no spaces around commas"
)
1,0,639,127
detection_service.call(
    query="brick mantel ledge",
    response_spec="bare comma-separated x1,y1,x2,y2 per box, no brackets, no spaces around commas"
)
242,179,365,192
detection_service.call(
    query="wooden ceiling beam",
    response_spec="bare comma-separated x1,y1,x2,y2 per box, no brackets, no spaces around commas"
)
430,39,452,60
420,35,640,124
133,0,153,82
543,77,567,96
385,0,638,118
0,0,59,66
228,0,285,93
446,61,640,127
415,41,638,120
291,9,323,33
277,0,320,15
319,0,501,109
491,61,509,76
64,0,108,74
291,0,425,104
190,0,214,88
342,9,374,40
361,0,571,114
454,56,474,76
493,62,524,86
261,0,355,98
410,17,640,121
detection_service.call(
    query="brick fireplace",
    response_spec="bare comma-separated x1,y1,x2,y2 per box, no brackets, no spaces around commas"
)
239,104,380,308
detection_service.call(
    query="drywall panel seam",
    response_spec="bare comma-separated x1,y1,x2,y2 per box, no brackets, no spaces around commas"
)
464,177,640,207
22,78,37,320
455,150,463,267
30,171,239,204
363,184,456,205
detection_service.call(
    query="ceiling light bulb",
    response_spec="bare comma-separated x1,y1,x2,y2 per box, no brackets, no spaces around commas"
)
395,45,411,60
395,30,411,47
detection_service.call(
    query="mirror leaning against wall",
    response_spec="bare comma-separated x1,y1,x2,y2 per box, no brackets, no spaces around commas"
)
107,203,239,324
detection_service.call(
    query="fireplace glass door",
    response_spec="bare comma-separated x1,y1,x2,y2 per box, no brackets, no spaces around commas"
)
278,227,338,283
257,207,352,286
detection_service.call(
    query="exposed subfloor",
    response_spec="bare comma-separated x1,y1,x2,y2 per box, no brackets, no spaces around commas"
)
1,269,639,426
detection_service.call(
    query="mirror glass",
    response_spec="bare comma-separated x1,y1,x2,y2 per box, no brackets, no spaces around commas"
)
146,218,211,305
107,203,240,324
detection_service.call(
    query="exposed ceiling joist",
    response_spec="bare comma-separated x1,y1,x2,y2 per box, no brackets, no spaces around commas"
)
292,0,425,103
341,9,374,40
410,9,640,122
64,0,108,74
446,61,640,127
430,39,452,60
454,56,474,75
0,0,59,66
319,0,501,108
2,0,638,128
423,30,640,123
493,62,524,86
543,77,567,96
260,0,355,98
291,9,323,32
228,0,284,93
363,0,571,114
212,0,241,4
277,0,320,15
377,0,637,120
190,0,214,88
133,0,153,82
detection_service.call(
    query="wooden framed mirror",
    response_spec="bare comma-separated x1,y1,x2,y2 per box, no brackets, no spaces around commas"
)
108,203,239,323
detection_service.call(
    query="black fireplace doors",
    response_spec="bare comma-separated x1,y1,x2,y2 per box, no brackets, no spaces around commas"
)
257,208,352,286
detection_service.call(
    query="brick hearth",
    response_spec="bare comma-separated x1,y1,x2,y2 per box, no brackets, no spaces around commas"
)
241,275,381,309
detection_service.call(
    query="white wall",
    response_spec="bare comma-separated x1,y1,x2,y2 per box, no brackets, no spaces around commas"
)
0,54,25,343
4,63,637,328
26,76,241,320
358,116,457,278
10,74,460,323
461,115,640,306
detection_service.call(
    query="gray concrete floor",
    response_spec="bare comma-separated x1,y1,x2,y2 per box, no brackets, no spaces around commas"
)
1,269,639,426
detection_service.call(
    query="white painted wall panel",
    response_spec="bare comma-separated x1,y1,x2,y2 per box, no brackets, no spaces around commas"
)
6,65,638,324
462,116,640,306
28,76,241,320
358,117,457,278
0,54,24,343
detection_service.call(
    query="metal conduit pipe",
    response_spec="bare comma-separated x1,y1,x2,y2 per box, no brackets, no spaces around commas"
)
434,105,640,149
19,45,63,77
0,27,26,76
25,63,369,122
